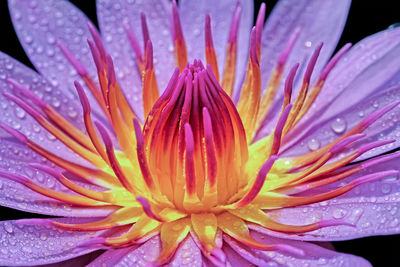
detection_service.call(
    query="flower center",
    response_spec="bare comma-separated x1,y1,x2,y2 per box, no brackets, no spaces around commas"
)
143,60,248,211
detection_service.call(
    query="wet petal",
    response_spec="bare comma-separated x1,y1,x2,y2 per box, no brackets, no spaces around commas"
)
225,231,371,266
257,0,351,134
223,243,255,266
0,218,103,266
0,151,115,217
179,0,253,96
284,28,400,158
87,235,202,266
96,0,175,118
0,52,85,157
256,156,400,241
8,0,102,114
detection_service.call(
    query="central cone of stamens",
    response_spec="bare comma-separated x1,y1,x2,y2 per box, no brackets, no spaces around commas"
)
143,60,248,211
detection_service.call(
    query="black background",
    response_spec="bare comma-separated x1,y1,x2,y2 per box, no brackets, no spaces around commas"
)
0,0,398,266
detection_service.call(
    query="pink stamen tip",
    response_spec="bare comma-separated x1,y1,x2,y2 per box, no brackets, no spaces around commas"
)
329,133,366,154
123,21,144,61
145,40,154,70
228,2,242,44
273,244,305,257
255,2,266,46
106,55,117,86
74,81,91,113
284,63,299,101
319,43,352,81
277,27,301,68
0,121,28,144
14,219,53,227
136,196,164,222
3,93,43,123
361,100,400,128
319,219,355,228
0,170,28,184
205,14,213,48
236,155,278,207
202,107,217,186
350,170,399,187
87,22,106,60
249,27,258,64
272,104,292,155
87,39,103,73
171,0,184,42
303,42,323,84
358,139,396,155
28,163,62,179
56,39,88,76
362,151,400,169
184,123,196,194
6,78,47,109
95,122,115,154
140,12,151,48
133,118,154,189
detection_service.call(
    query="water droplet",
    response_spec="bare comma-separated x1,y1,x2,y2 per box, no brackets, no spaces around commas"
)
22,246,32,253
14,108,26,119
307,138,320,151
24,35,33,44
47,133,56,141
330,117,347,134
40,233,47,241
3,222,13,233
373,101,379,108
304,41,312,47
333,208,346,219
390,218,399,227
381,183,391,194
5,62,14,70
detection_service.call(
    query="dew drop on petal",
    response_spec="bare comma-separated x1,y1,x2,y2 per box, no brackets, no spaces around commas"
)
332,208,347,219
14,107,26,119
330,117,347,134
307,138,320,151
3,222,13,233
381,183,391,194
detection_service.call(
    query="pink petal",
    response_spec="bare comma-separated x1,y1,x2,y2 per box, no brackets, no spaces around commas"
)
96,0,175,118
283,27,400,159
223,243,255,267
0,218,104,266
0,154,115,217
85,246,138,266
88,235,203,266
0,52,85,159
166,236,203,267
225,231,371,266
257,0,351,135
8,0,102,114
255,155,400,241
179,0,253,96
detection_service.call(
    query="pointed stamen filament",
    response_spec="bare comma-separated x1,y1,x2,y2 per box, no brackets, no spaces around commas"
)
171,0,188,70
205,14,219,82
222,2,241,96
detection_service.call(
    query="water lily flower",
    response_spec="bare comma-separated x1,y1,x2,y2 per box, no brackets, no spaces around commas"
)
1,0,400,266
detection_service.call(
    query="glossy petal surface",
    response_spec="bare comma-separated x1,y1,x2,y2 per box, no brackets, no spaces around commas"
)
257,0,351,135
0,218,103,266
